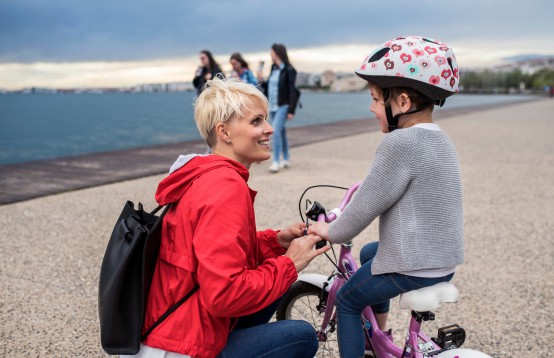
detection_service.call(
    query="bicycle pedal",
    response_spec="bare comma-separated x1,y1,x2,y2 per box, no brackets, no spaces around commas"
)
434,324,466,349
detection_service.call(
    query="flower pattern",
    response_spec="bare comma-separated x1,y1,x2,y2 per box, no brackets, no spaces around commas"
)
418,59,431,70
391,44,402,52
424,46,437,54
435,56,447,66
429,75,440,85
441,69,452,79
400,53,412,64
355,35,459,96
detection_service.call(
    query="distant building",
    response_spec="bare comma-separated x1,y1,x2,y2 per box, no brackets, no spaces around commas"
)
296,72,321,87
330,75,367,92
320,70,335,87
495,56,554,74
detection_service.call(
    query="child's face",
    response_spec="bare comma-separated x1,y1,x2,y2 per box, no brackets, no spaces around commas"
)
369,87,389,133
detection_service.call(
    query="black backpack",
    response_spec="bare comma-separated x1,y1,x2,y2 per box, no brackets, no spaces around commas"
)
98,201,198,355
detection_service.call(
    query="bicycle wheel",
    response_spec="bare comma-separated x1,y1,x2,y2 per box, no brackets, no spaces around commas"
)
275,281,339,358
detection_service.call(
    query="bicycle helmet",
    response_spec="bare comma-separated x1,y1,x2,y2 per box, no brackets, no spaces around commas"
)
355,36,459,131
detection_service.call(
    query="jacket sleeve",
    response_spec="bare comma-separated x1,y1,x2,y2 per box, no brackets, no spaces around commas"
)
193,68,205,90
286,66,299,115
192,170,297,318
257,229,286,261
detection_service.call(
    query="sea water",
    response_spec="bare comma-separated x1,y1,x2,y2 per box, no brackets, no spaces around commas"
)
0,92,537,166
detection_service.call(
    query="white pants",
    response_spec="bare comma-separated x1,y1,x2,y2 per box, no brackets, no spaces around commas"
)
120,344,192,358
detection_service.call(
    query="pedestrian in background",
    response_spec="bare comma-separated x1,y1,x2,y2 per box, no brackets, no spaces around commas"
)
230,52,258,85
193,50,224,95
257,43,300,173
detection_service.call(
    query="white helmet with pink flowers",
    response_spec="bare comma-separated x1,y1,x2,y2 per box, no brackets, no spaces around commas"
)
355,35,459,101
355,36,459,131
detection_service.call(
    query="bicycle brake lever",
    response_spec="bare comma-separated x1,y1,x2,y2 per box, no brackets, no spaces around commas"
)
315,239,327,249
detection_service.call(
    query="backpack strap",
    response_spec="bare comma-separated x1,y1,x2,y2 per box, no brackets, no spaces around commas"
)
141,283,200,341
141,202,200,342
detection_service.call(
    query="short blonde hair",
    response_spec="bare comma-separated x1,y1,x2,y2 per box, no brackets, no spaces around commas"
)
194,77,269,147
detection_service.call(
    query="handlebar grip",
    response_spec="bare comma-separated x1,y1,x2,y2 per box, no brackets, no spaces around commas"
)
315,239,327,249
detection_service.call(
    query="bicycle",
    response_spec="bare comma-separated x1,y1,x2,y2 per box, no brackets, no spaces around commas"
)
275,183,492,358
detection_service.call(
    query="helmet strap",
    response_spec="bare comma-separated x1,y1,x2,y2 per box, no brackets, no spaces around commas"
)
384,104,398,132
383,89,398,132
384,99,432,132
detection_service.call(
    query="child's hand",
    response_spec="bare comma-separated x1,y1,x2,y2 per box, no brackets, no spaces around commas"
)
307,222,330,241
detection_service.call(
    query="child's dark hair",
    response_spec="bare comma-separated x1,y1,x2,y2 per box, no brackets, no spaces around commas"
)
371,83,435,111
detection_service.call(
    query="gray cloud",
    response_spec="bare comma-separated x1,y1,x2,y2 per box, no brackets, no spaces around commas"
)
1,0,553,63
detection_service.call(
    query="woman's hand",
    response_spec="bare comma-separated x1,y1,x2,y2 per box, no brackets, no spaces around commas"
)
284,234,331,273
277,222,306,249
287,113,294,120
256,69,264,82
307,222,330,241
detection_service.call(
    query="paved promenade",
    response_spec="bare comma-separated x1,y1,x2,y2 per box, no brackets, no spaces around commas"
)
0,99,553,357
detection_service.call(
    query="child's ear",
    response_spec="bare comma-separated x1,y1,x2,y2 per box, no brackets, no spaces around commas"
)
399,93,411,111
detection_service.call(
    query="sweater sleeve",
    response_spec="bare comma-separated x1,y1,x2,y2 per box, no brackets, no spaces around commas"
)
329,133,415,243
192,170,297,318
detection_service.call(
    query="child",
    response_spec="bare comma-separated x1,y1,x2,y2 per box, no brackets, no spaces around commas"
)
308,36,464,358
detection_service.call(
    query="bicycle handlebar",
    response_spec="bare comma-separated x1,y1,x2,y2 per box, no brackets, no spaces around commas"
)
304,182,361,249
318,182,361,223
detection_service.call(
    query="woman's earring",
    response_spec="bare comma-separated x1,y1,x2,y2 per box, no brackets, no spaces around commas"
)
226,138,231,144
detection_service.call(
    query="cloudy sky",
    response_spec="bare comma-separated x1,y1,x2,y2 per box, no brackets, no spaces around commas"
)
1,0,553,89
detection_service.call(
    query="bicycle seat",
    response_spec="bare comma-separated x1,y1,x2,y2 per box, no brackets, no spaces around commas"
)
399,282,459,312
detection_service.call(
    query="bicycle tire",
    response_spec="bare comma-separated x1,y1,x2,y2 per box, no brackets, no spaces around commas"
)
275,281,340,358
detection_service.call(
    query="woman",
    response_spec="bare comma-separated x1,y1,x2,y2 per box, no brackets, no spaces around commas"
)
193,50,224,95
229,52,257,85
257,43,300,173
128,78,329,358
308,36,464,357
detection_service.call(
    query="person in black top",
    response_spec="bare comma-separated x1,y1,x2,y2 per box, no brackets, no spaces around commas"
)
193,50,225,95
257,44,300,173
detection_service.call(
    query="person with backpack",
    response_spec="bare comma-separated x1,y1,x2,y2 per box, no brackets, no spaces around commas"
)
123,77,329,358
308,36,464,357
257,43,300,173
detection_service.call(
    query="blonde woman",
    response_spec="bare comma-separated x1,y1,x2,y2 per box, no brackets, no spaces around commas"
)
126,78,328,358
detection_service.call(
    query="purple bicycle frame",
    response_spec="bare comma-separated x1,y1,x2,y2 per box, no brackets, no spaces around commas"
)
315,183,442,358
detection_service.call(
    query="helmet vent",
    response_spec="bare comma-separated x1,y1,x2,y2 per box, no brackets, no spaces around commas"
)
368,48,390,63
423,38,440,45
447,57,454,73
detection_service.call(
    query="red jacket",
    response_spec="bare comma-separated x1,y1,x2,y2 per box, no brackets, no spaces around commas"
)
142,155,298,358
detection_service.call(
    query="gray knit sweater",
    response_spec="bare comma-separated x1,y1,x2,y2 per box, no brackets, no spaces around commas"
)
329,125,464,275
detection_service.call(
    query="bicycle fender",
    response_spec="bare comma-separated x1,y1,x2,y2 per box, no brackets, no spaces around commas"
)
435,348,492,357
296,273,334,292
